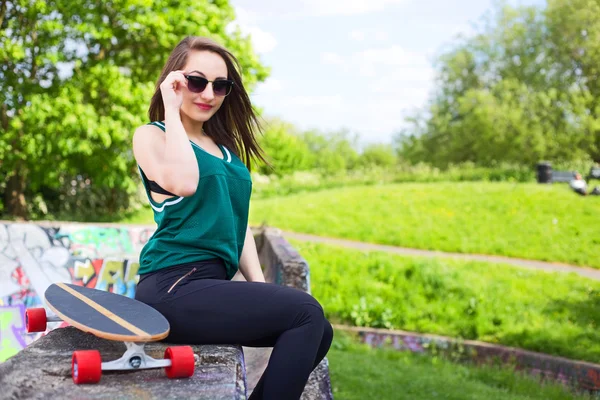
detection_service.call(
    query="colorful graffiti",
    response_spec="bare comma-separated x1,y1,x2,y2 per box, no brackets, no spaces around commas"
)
362,332,451,353
0,304,27,362
0,223,155,362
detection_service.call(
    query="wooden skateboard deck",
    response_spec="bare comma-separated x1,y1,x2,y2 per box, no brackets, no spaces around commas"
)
44,283,170,342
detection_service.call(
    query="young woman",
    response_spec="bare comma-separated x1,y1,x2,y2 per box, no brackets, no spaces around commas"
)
132,36,333,400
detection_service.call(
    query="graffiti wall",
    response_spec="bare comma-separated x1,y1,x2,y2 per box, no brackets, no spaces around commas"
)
354,327,600,393
0,222,155,362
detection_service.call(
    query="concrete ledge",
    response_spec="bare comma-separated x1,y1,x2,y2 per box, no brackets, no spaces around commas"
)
255,227,311,293
337,324,600,394
301,358,334,400
0,327,247,399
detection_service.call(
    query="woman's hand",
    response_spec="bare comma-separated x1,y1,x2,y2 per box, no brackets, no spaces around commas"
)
160,70,187,112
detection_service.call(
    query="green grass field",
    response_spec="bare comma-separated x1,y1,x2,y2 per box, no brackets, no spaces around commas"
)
121,182,600,268
329,330,592,400
290,239,600,364
248,182,600,268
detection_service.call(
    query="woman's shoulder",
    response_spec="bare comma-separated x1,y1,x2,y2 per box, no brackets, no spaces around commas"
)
132,122,166,149
134,122,165,136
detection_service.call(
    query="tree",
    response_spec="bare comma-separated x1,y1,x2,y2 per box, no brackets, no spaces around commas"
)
397,1,600,167
0,0,269,219
358,143,397,168
300,128,360,174
254,117,313,176
546,0,600,161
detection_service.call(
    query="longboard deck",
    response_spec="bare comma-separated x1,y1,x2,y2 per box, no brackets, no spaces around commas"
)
45,283,169,342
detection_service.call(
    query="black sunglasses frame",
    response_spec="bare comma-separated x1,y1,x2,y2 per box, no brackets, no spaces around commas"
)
184,75,235,97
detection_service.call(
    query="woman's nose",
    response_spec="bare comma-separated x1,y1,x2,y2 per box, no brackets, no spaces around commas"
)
201,83,215,101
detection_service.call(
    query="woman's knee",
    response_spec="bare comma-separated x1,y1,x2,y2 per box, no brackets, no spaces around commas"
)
292,299,326,331
314,319,334,367
274,286,327,329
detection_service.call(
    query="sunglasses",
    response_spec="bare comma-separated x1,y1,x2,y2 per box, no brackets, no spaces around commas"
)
184,75,234,97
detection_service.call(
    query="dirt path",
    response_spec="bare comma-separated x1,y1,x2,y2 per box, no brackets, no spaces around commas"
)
281,230,600,281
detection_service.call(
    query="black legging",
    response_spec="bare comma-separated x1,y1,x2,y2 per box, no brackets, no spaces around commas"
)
135,258,333,400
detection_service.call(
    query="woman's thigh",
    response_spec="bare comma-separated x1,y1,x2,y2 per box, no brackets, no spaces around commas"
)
143,278,325,346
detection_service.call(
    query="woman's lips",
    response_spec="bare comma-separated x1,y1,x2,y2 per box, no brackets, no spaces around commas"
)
195,103,213,111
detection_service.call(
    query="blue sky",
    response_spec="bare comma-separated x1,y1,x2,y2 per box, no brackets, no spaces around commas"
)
228,0,545,146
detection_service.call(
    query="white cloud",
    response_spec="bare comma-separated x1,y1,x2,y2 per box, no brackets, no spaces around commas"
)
374,30,389,41
229,0,409,18
245,26,278,53
358,46,413,68
322,45,433,81
299,0,409,16
287,95,344,108
349,30,366,41
228,6,278,54
355,46,433,79
349,29,389,43
232,6,261,25
256,78,284,93
321,52,345,65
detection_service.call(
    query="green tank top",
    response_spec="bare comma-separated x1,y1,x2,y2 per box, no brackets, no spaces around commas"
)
137,121,252,279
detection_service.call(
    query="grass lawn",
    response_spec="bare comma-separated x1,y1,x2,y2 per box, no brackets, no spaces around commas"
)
248,182,600,268
290,239,600,364
119,182,600,268
329,330,592,400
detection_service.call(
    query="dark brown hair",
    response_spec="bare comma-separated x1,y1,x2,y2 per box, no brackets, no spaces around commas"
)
148,36,267,170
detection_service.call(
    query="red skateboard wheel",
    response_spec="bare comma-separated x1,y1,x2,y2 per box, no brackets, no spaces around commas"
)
25,308,47,333
72,350,102,384
164,346,195,379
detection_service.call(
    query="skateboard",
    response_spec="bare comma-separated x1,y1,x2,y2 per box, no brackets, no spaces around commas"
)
25,282,196,384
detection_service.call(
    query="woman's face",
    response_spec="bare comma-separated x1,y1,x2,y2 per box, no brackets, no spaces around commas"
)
180,50,229,123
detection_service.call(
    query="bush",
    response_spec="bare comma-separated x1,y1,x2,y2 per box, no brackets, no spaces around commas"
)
358,144,397,168
292,240,600,364
254,118,313,176
250,163,535,200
